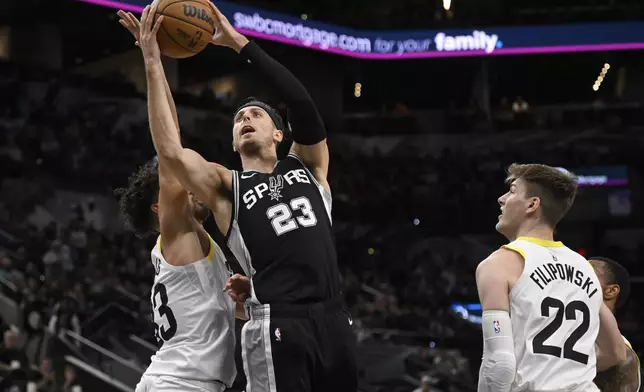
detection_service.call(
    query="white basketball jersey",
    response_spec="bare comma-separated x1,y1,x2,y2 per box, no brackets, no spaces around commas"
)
144,235,237,386
503,237,603,392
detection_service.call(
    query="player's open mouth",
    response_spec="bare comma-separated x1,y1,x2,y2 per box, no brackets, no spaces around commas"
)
241,125,255,136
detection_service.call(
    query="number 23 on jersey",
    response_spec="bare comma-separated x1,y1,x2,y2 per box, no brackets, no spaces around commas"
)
152,283,177,347
267,196,317,236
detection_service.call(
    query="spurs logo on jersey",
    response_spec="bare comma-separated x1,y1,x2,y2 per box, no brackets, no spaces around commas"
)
268,175,284,201
503,237,603,392
242,168,311,210
145,235,237,386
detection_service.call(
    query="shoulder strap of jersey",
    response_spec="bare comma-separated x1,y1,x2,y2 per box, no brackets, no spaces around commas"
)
157,233,217,262
501,241,527,260
286,152,323,189
207,170,245,277
231,170,240,224
209,226,247,276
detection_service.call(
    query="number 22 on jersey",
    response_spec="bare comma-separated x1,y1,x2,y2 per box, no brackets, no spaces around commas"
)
152,282,177,347
532,296,591,364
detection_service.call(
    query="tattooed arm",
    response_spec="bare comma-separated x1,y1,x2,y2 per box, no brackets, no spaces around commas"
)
594,346,640,392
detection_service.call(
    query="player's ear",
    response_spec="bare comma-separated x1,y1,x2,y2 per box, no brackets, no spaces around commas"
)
151,203,159,214
526,197,540,213
273,129,284,144
604,284,620,301
232,140,237,152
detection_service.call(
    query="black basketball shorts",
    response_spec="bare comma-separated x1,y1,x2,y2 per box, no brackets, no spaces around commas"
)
241,295,358,392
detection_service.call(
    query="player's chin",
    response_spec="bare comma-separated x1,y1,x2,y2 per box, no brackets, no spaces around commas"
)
494,220,505,233
238,139,262,154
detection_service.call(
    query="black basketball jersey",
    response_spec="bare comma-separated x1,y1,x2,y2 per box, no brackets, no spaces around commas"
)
226,153,340,305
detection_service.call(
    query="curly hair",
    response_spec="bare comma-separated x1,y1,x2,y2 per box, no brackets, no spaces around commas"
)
114,159,160,237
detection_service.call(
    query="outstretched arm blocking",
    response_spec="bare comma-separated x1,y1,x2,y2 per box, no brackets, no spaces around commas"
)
239,42,329,188
595,303,627,371
137,3,226,209
207,5,329,189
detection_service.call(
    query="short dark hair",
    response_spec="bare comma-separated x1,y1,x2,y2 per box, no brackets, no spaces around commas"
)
506,163,578,227
114,159,160,237
234,97,285,132
234,97,292,158
589,256,631,308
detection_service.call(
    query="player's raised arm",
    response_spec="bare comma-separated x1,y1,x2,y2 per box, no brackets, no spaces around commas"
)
208,5,330,191
137,3,228,209
475,249,518,392
595,303,627,371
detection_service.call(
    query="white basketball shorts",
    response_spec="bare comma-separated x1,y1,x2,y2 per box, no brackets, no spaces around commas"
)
135,375,226,392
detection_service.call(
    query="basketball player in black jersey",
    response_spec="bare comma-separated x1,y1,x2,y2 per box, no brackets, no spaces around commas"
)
590,257,640,392
136,2,357,392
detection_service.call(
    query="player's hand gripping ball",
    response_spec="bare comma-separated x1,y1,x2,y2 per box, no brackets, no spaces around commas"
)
153,0,216,58
124,0,213,58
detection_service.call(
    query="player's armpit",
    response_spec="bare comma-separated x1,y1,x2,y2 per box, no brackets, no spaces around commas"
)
595,303,627,371
290,141,330,192
476,250,516,312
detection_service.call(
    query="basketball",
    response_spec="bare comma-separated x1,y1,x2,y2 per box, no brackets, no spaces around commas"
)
154,0,216,59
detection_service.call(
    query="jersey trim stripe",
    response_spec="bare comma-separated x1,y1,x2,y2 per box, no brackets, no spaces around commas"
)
262,307,278,392
502,244,526,259
157,234,217,262
624,336,641,392
241,321,252,392
232,170,240,224
226,170,239,239
517,236,564,248
206,236,216,262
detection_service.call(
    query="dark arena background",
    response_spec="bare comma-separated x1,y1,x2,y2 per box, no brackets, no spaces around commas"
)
0,0,643,391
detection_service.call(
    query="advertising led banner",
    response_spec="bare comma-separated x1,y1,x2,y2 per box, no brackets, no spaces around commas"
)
557,166,629,188
79,0,644,59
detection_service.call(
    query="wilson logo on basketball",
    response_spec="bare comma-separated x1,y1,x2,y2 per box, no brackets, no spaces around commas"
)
182,5,215,29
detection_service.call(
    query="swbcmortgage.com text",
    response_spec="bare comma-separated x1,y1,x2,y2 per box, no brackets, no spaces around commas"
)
233,12,501,55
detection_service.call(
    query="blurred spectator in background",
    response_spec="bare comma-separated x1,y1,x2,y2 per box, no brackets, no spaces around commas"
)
61,366,81,392
0,328,29,371
20,280,47,364
81,199,104,232
413,374,433,392
34,359,55,392
0,328,30,392
45,297,81,390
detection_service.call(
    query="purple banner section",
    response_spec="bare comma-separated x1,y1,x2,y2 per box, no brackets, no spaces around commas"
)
77,0,644,60
577,179,628,188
